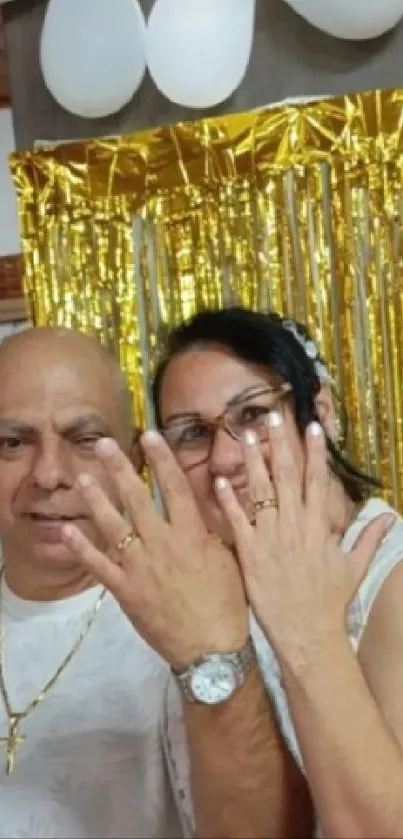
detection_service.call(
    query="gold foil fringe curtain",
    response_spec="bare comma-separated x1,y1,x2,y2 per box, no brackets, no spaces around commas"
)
9,88,403,510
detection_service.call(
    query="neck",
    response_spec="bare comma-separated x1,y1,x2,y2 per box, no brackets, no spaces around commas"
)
328,477,359,538
1,555,98,602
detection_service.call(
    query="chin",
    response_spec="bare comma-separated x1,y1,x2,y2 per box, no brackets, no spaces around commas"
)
31,541,83,570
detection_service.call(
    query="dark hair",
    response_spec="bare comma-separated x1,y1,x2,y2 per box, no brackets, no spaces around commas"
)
152,307,381,503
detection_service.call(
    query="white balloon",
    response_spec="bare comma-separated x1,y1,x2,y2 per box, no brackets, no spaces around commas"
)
146,0,255,108
40,0,146,119
283,0,403,39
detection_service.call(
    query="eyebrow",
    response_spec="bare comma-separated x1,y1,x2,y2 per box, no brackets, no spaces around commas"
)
227,385,276,406
60,413,112,435
0,413,112,436
0,420,35,435
162,385,274,426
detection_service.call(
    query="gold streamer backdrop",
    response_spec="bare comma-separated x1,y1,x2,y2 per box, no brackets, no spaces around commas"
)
9,88,403,509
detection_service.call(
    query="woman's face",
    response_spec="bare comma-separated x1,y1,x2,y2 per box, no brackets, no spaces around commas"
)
159,346,307,543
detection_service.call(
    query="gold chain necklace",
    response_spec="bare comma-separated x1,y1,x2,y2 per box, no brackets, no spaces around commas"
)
0,568,107,775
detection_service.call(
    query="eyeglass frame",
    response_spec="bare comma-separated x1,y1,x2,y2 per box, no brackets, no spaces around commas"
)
160,382,293,459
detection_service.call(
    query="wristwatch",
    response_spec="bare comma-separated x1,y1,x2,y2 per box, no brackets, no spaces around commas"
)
173,636,256,705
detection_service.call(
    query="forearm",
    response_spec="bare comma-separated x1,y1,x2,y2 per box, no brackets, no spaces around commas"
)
282,635,403,838
183,665,313,839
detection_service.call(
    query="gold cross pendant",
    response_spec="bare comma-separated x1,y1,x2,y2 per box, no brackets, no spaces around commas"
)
0,715,26,775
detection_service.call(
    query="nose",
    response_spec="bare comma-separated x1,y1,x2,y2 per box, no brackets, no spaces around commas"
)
29,441,73,492
208,427,245,478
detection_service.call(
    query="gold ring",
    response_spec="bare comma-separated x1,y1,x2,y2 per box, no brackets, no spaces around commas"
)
253,498,277,513
115,530,139,554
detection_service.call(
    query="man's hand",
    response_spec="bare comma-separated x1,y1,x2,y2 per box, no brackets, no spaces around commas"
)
62,430,248,670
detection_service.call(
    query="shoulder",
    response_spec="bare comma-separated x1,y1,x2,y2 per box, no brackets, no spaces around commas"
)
345,500,403,745
344,498,403,644
357,556,403,745
355,497,403,636
359,560,403,644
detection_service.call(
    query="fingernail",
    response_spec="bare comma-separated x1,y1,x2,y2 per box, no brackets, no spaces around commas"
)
141,430,161,446
244,429,257,446
215,476,228,491
96,438,118,457
308,421,323,437
266,411,283,428
76,473,93,488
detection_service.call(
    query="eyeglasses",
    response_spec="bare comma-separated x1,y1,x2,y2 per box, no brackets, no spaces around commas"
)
161,383,292,466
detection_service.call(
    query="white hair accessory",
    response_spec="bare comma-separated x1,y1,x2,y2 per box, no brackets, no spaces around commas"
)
282,319,331,382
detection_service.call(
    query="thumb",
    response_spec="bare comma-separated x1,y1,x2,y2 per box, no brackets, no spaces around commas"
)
349,513,396,586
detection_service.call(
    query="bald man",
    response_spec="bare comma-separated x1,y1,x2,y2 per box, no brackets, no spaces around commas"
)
0,327,180,838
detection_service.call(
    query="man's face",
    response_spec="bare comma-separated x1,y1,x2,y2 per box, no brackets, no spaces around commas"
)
0,335,131,571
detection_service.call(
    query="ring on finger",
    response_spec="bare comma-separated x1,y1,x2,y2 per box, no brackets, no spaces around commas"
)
253,497,277,514
115,530,140,554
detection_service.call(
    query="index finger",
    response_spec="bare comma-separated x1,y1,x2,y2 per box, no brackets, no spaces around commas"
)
94,437,161,542
141,431,206,536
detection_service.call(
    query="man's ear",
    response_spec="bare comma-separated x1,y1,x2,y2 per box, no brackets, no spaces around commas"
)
314,382,336,439
129,427,145,475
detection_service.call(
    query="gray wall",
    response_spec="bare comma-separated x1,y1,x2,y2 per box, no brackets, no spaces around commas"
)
3,0,403,150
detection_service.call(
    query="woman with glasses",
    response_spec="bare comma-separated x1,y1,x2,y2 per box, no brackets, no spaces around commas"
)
63,306,403,838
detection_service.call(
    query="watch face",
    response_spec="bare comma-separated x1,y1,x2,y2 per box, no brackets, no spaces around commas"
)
190,659,237,704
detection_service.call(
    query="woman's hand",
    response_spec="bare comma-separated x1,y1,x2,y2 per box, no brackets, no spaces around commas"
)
62,431,248,671
215,413,393,670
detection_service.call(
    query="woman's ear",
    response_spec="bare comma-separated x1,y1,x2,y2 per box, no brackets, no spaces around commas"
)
314,382,336,439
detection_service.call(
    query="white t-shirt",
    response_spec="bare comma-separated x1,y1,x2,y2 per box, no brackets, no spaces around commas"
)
0,574,182,839
163,498,403,836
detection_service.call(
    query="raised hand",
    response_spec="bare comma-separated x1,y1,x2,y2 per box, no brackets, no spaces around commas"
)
62,431,248,670
215,413,393,669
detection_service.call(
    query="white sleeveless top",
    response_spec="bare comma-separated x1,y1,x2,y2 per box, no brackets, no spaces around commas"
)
163,498,403,837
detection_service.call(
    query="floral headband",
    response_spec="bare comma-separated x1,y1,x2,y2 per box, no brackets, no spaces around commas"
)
282,319,331,382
